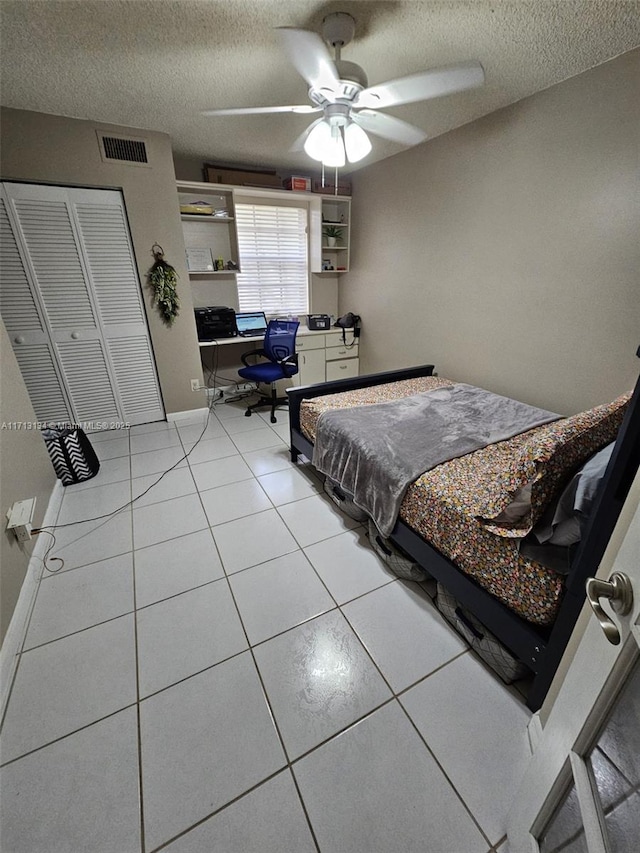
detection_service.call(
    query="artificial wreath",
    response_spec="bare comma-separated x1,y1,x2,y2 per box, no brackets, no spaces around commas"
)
147,244,180,326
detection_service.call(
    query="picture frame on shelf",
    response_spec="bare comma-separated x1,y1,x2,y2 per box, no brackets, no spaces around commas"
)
185,247,214,272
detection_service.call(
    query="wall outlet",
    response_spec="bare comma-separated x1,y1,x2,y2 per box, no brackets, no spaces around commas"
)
190,379,200,392
6,497,36,542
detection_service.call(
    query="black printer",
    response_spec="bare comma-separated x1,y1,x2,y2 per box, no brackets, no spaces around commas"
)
194,306,237,340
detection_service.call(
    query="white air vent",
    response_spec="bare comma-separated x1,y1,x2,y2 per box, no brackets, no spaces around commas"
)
96,131,150,167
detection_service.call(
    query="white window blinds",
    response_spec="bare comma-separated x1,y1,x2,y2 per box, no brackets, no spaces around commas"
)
235,203,309,314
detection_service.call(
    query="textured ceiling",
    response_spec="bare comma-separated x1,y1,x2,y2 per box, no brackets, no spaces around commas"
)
1,0,639,175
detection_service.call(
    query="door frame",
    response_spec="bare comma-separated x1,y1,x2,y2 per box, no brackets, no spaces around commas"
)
506,474,640,850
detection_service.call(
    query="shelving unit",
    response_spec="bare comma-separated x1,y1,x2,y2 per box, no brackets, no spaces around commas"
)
320,196,351,273
177,181,241,277
177,181,242,310
176,180,352,314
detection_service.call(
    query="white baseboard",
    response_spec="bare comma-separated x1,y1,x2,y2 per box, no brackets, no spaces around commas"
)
0,480,64,717
166,407,209,422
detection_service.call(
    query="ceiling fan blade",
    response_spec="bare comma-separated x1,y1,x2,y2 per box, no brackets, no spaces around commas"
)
276,27,341,93
201,105,320,116
289,118,324,153
352,110,428,147
355,61,485,110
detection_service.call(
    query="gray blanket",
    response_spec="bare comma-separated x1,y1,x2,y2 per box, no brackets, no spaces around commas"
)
313,383,559,538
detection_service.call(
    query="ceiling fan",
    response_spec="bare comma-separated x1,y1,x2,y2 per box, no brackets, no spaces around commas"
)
202,12,485,167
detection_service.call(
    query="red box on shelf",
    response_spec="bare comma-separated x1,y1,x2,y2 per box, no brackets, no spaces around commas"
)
284,176,312,192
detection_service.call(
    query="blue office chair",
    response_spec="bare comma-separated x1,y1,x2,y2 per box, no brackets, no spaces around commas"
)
238,319,299,423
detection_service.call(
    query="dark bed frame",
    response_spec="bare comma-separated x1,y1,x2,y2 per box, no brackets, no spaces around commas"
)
287,352,640,711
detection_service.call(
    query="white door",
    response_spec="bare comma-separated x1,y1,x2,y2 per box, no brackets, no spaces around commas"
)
70,188,164,424
1,182,164,426
506,473,640,852
0,193,74,423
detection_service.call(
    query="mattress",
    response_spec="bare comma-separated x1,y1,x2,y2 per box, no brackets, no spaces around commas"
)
300,377,565,625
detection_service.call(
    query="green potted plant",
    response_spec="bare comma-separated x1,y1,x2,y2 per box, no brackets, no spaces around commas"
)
323,224,343,247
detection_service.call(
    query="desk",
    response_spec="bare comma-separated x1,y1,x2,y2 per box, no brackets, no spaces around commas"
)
198,325,359,385
198,325,328,348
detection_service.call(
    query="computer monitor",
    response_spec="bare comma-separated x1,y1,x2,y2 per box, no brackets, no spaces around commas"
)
235,311,268,336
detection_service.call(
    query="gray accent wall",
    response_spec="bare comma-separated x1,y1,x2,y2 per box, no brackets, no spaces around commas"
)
0,319,57,643
0,110,206,643
343,49,639,415
0,108,205,417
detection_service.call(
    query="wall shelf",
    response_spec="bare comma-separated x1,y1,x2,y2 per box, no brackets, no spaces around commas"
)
177,183,241,298
318,196,351,273
188,270,238,276
180,214,235,222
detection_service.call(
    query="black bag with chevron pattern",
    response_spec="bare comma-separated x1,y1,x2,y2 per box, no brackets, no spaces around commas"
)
42,427,100,486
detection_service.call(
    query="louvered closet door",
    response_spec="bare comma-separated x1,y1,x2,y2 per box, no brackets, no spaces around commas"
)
0,191,73,424
70,188,164,424
1,183,164,427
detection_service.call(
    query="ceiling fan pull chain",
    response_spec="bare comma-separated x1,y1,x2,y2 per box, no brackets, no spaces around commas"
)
334,165,339,196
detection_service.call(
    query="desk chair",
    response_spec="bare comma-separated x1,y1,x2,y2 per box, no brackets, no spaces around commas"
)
238,319,299,423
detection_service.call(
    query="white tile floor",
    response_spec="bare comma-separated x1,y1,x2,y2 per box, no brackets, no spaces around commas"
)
0,399,532,852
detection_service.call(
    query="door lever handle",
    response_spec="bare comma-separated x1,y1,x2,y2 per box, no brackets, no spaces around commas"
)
586,572,633,645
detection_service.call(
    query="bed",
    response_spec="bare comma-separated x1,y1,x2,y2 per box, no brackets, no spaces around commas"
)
286,355,640,711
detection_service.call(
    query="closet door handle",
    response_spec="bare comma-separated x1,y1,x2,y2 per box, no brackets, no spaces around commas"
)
71,331,80,340
14,336,25,344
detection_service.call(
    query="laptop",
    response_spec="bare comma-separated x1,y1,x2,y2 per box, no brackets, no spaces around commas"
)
235,311,268,337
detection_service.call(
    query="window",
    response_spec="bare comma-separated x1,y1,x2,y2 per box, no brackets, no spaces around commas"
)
235,203,309,315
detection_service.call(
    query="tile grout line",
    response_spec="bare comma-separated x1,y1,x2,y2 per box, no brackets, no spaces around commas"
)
5,415,504,850
396,673,494,849
118,437,148,853
1,466,94,733
185,437,483,844
146,766,313,853
20,607,137,654
224,441,502,843
186,433,325,851
0,701,139,769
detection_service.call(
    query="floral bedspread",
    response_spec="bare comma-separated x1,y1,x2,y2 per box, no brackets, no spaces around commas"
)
300,376,628,624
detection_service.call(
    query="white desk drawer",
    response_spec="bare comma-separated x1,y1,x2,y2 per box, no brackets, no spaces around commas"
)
326,344,358,361
296,335,325,351
324,330,345,346
326,358,360,381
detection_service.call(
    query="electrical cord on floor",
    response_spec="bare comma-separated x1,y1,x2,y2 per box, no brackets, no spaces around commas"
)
203,339,254,395
32,394,219,549
32,338,263,570
35,530,65,574
203,341,219,392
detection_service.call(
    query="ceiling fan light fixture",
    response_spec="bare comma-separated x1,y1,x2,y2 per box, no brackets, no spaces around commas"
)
303,119,332,161
304,119,346,167
344,121,372,163
322,123,346,168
